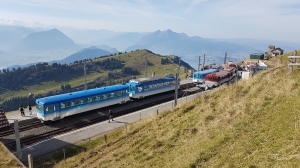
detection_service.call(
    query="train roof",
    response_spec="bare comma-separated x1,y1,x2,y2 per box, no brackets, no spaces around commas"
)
36,85,128,104
127,76,175,84
193,69,219,75
206,70,231,77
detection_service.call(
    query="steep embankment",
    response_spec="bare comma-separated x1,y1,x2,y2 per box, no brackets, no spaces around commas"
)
36,52,300,167
0,143,24,167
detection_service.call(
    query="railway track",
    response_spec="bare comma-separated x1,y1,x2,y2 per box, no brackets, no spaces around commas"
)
0,120,44,137
6,83,200,150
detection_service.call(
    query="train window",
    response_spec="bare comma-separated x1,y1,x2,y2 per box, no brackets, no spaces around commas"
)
99,95,105,100
144,86,149,91
129,86,134,92
45,105,52,113
36,104,44,112
137,87,142,92
61,102,71,109
115,91,121,97
82,98,89,104
54,104,59,112
73,100,80,106
90,96,97,102
107,93,112,99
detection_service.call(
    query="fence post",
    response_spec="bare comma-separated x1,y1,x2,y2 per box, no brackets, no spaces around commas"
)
157,109,158,115
28,154,33,168
104,134,107,144
140,113,141,120
63,148,66,164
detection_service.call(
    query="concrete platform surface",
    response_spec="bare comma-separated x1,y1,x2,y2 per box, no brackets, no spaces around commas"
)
5,107,37,125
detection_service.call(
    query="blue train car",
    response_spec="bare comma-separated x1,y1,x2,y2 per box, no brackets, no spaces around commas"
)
126,76,180,99
192,69,220,84
36,85,129,121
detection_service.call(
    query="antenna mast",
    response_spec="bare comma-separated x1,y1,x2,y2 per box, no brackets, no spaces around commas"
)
144,57,148,77
84,60,87,90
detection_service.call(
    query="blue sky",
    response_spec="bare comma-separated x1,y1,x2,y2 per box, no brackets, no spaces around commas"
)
0,0,300,42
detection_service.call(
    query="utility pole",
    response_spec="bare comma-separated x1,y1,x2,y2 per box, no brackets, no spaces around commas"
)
144,57,148,77
174,73,178,107
235,62,238,83
224,52,227,65
84,60,87,90
14,120,21,159
174,56,180,107
202,54,206,70
198,56,201,71
177,57,181,76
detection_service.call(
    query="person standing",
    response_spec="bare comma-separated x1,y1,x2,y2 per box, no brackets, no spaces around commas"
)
107,109,114,123
28,105,32,115
19,105,25,116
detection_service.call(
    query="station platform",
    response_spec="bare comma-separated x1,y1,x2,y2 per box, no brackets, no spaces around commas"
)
5,107,37,125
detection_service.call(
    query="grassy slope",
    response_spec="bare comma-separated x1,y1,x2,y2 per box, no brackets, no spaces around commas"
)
0,143,23,167
0,49,185,104
32,51,300,167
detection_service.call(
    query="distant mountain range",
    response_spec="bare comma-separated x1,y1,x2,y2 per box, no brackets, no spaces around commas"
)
125,29,262,67
49,46,111,64
96,44,119,54
93,32,149,51
10,28,80,53
1,25,299,70
0,25,35,50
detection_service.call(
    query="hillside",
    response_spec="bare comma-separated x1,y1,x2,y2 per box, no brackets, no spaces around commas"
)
0,143,24,167
32,51,300,167
49,46,112,64
0,49,191,111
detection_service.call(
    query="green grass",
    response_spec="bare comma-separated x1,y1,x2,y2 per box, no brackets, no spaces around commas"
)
0,50,186,104
30,51,300,167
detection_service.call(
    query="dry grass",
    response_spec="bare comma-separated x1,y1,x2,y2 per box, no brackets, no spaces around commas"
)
0,143,24,168
33,52,300,168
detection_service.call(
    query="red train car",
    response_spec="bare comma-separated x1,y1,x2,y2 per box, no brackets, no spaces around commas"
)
198,70,233,90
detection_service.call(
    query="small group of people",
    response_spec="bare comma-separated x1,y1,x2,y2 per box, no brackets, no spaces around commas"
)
19,105,32,117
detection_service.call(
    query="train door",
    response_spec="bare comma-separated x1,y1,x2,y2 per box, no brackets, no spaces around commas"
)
121,90,126,103
53,103,60,119
137,85,143,98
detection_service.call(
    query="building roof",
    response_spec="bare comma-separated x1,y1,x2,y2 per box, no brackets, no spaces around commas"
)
272,48,284,52
269,45,275,49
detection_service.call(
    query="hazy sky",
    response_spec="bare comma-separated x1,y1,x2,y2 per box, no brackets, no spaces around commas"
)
0,0,299,42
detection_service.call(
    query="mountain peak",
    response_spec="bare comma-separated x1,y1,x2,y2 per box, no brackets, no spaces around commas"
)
10,28,79,53
88,46,99,50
